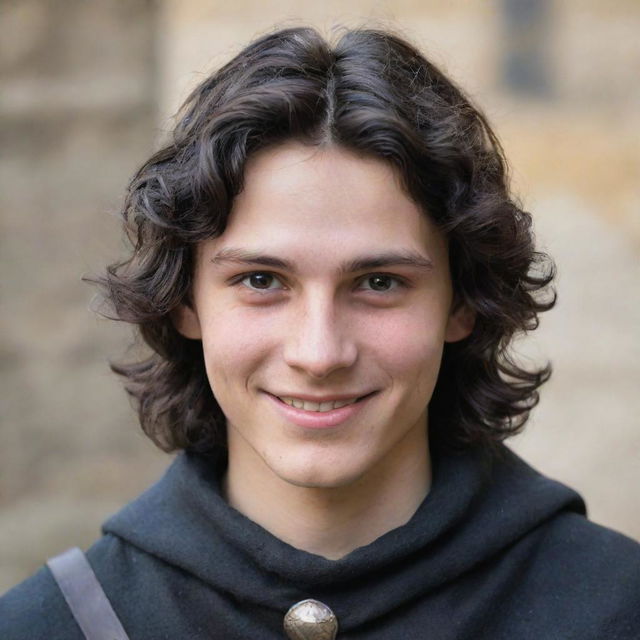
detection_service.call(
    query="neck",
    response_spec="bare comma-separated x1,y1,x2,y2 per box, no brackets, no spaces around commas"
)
223,426,431,560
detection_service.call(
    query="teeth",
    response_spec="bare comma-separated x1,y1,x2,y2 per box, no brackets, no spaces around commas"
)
279,396,359,412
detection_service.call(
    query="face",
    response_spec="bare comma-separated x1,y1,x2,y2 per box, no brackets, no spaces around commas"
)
176,142,473,490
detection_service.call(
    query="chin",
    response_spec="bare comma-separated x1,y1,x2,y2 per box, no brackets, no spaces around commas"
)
273,459,366,491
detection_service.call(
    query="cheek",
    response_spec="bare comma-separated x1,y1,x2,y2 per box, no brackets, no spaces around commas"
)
199,309,275,393
364,311,447,390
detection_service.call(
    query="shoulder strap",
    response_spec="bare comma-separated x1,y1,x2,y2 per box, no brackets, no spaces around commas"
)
47,547,130,640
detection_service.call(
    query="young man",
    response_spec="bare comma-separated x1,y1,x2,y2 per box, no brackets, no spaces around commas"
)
1,26,639,639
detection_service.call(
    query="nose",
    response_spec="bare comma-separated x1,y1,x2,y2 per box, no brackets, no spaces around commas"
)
283,293,358,379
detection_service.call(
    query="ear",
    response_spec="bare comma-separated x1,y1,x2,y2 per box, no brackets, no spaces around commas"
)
171,302,202,340
444,300,475,343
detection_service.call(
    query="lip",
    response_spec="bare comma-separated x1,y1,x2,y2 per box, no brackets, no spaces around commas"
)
264,391,376,429
269,392,370,403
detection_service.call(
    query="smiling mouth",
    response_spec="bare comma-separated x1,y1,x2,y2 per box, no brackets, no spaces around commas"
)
274,393,373,413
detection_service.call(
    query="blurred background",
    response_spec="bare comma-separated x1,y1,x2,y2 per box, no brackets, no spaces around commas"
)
1,0,638,592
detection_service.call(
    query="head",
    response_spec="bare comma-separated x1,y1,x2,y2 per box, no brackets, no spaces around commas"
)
100,26,555,457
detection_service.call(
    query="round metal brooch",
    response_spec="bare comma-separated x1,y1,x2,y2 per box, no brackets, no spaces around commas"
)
283,598,339,640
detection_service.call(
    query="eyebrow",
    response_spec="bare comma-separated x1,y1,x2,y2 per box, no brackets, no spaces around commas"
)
210,247,434,273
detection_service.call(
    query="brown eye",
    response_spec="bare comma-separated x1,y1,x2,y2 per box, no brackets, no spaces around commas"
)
241,272,283,290
364,275,395,291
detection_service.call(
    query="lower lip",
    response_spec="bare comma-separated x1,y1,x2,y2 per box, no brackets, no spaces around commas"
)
265,393,374,429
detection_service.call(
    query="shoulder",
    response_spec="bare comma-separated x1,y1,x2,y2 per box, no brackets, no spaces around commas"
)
481,445,640,637
0,562,83,640
520,511,640,637
0,534,138,640
0,533,205,640
535,510,640,583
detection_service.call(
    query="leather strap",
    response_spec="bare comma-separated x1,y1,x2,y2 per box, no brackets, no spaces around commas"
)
47,547,130,640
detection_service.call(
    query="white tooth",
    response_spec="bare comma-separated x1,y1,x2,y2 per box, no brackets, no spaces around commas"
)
280,396,361,412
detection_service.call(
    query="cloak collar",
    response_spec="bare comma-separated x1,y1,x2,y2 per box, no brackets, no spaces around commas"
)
103,443,584,630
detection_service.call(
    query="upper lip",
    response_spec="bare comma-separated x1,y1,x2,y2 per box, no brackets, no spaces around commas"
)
266,391,373,402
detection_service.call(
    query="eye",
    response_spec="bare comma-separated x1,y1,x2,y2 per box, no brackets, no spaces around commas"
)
240,272,284,291
358,274,401,292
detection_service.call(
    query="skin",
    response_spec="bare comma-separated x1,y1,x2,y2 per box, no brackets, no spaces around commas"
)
175,142,474,559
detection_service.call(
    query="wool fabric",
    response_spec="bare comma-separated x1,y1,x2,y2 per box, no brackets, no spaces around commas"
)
2,444,639,638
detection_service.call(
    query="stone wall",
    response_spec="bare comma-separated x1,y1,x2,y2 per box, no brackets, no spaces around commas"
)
0,0,167,590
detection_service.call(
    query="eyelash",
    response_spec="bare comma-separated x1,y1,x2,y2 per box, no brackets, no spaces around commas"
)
231,271,408,294
357,274,405,293
235,272,286,291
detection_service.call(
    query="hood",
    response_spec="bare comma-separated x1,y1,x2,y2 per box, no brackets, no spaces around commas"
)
102,443,585,631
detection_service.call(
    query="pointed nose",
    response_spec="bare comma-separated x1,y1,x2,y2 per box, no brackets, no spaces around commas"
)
283,294,357,379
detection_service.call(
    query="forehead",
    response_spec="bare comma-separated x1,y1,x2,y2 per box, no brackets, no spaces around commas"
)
203,142,447,267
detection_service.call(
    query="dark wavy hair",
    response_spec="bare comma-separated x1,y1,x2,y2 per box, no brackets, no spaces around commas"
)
97,26,555,454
